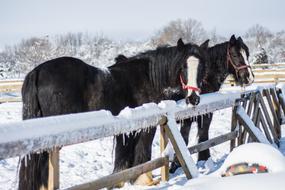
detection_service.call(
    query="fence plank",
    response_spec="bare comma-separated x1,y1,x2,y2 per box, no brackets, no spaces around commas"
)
259,110,273,144
159,117,169,182
230,105,239,151
270,88,282,138
189,130,238,154
64,157,168,190
258,91,279,144
0,97,22,103
236,106,270,144
263,89,280,138
164,118,198,179
48,148,60,190
278,92,285,117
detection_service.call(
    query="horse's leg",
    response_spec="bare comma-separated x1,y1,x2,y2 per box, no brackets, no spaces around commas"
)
131,128,156,185
169,118,192,173
197,113,213,161
113,133,136,173
19,152,49,190
111,133,137,188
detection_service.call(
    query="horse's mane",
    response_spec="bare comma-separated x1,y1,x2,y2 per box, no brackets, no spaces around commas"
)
208,42,228,69
113,44,194,90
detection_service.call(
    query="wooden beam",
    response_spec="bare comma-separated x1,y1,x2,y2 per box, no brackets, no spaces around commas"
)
278,91,285,115
164,121,198,179
189,130,238,154
242,93,258,144
230,105,239,151
259,110,273,144
264,89,280,137
270,88,282,138
236,106,270,144
258,91,279,144
251,63,285,68
0,97,22,103
64,157,168,190
159,117,169,182
48,148,60,190
0,83,22,92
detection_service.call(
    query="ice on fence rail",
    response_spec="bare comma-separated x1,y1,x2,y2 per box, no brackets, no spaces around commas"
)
118,102,162,119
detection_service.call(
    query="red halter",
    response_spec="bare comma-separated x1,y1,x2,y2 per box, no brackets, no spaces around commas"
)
179,74,201,93
226,46,251,78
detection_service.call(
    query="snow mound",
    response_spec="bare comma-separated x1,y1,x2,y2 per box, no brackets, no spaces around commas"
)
218,143,285,174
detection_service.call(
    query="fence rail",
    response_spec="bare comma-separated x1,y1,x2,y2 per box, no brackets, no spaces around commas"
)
226,63,285,85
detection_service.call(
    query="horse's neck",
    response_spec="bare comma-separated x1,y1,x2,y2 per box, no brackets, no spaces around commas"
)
204,43,230,92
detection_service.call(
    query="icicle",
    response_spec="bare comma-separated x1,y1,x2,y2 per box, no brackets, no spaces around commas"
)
122,134,125,146
24,155,27,167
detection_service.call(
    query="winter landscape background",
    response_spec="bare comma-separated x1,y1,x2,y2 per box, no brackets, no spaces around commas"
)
0,18,284,79
0,0,285,189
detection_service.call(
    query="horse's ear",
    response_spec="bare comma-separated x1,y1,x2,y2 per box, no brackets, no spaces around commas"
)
200,39,209,50
237,36,244,43
115,54,128,63
177,38,185,51
229,35,236,45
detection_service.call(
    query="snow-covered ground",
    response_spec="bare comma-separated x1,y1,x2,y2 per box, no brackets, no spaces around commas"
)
0,85,284,190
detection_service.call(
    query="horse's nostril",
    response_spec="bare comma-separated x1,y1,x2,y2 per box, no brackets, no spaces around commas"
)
186,92,200,106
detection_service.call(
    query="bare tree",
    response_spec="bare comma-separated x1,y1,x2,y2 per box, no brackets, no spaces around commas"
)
14,36,53,73
207,28,227,46
152,18,207,46
245,24,273,48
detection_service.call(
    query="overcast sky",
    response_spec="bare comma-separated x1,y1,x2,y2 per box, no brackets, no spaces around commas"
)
0,0,284,49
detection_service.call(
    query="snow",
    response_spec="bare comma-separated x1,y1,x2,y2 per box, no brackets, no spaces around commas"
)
177,143,285,190
218,143,285,174
177,172,285,190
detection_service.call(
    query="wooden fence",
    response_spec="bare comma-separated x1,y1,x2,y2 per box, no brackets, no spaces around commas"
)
226,62,285,85
0,85,284,190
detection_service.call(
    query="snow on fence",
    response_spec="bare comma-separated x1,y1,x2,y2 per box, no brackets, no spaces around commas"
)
0,85,285,190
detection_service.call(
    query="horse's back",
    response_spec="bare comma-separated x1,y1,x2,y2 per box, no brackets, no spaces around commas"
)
22,57,106,117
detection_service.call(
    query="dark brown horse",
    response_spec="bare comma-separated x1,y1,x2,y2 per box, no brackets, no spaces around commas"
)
19,39,209,190
170,35,254,173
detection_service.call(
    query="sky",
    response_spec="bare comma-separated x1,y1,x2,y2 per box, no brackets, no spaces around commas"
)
0,0,284,49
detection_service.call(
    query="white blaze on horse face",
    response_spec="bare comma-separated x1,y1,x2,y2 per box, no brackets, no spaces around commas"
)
240,48,254,84
186,56,200,96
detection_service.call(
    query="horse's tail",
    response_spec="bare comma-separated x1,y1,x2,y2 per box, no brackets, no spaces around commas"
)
19,70,49,190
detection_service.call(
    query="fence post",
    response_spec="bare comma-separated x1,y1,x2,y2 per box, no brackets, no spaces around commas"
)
159,116,169,182
270,88,282,138
48,148,60,190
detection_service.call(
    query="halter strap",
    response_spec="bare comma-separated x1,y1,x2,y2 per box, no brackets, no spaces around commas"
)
226,45,251,78
179,74,201,92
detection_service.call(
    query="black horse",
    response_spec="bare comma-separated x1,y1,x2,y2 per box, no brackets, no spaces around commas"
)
19,39,209,190
170,35,254,173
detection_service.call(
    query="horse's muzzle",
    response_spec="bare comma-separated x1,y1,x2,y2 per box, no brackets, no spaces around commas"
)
186,91,200,106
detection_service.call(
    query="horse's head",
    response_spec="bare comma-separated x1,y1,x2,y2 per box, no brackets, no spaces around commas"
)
227,35,254,86
177,38,209,106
